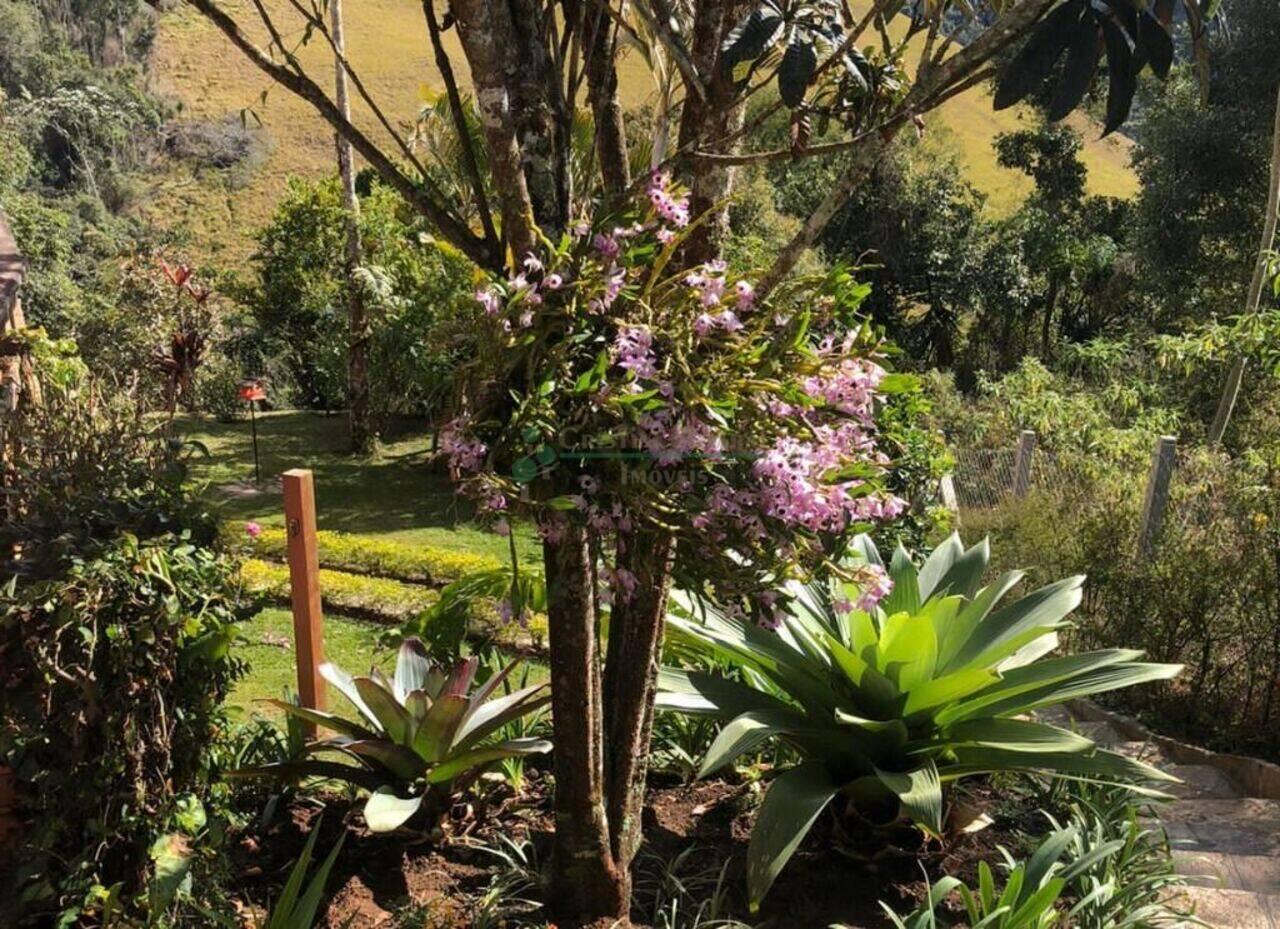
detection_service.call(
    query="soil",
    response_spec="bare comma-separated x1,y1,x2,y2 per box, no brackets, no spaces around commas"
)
227,767,1039,929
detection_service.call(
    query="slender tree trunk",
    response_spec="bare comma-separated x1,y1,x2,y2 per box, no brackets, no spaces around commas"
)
582,0,631,197
1041,274,1060,358
677,0,750,264
602,530,676,868
1209,83,1280,447
330,0,373,455
544,522,629,920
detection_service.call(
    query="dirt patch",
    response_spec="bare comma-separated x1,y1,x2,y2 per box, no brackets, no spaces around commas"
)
226,770,1032,929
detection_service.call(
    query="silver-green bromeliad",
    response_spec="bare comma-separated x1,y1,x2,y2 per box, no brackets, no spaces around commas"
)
655,534,1182,910
233,638,551,833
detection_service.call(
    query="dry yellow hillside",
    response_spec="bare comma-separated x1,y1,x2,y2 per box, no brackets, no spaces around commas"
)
145,0,1136,263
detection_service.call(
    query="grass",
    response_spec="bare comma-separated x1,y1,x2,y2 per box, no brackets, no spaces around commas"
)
229,607,390,719
229,607,550,720
178,410,539,564
147,0,1138,262
178,410,546,717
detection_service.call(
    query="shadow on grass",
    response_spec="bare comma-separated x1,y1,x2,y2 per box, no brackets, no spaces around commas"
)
177,411,474,534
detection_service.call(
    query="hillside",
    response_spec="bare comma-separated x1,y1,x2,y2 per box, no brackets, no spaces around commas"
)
145,0,1137,264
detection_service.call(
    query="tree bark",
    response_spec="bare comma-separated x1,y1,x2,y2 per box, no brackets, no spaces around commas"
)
602,530,676,868
330,0,373,456
1209,83,1280,447
544,522,629,921
448,0,542,257
582,0,631,197
676,0,750,264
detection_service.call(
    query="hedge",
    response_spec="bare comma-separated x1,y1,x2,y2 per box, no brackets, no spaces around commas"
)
239,559,548,651
240,558,440,622
246,527,504,586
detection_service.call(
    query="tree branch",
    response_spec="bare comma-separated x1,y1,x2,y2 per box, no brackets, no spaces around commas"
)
169,0,500,269
421,0,499,247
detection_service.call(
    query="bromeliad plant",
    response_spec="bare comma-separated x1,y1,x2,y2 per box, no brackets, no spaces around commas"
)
234,638,551,832
656,534,1182,909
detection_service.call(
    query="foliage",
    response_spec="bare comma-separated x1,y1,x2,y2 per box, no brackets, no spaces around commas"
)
241,175,477,422
632,845,753,929
240,558,441,622
261,822,346,929
232,638,551,833
1130,0,1280,323
440,178,908,616
994,0,1177,134
873,779,1195,929
246,525,504,585
657,533,1179,908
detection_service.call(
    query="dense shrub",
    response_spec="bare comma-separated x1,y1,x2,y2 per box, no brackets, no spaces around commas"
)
240,176,478,423
0,344,254,924
245,525,503,584
935,363,1280,759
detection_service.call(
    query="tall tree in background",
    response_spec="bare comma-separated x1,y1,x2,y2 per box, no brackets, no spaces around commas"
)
161,0,1197,920
328,0,373,454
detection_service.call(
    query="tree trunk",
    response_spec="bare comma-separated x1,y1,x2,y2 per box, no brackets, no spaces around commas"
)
544,522,629,921
1209,83,1280,447
677,0,750,264
330,0,373,455
602,532,676,868
449,0,541,258
582,0,631,197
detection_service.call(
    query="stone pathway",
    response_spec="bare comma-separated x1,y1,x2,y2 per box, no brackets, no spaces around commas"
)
1039,706,1280,929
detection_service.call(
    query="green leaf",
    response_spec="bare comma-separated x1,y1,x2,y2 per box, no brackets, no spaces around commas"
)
917,534,962,602
319,661,378,728
393,637,433,701
341,740,425,781
413,694,469,762
874,760,943,835
267,700,377,741
364,787,423,833
354,676,412,744
938,718,1095,754
453,684,550,750
777,31,817,107
1049,11,1103,121
994,1,1082,110
746,762,839,911
148,833,193,917
1101,15,1138,135
655,667,796,718
699,709,806,777
428,737,552,784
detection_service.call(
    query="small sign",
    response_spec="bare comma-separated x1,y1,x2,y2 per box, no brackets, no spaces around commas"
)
238,380,266,402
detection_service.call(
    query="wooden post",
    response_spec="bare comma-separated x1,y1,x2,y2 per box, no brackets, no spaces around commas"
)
1013,430,1036,498
939,473,960,525
283,469,326,730
1138,436,1177,560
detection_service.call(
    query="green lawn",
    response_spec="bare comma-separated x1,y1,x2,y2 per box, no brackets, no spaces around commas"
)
176,410,538,563
179,410,543,719
228,607,390,719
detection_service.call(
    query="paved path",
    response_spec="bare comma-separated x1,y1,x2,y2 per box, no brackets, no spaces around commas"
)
1039,706,1280,928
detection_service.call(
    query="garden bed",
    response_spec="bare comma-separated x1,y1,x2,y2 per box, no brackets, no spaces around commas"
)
226,767,1045,929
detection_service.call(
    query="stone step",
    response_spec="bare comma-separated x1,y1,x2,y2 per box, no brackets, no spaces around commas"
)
1165,886,1280,929
1175,850,1280,896
1071,719,1125,745
1164,764,1243,800
1156,799,1280,858
1111,739,1173,765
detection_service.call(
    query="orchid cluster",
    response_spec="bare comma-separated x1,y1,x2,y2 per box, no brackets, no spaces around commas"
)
439,173,907,625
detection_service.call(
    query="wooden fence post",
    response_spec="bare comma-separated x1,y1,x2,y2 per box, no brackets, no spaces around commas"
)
1013,430,1036,498
1138,436,1178,560
282,469,326,731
